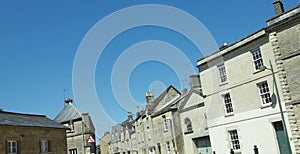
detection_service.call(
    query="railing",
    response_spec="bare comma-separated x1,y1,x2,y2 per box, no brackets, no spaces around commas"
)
212,145,259,154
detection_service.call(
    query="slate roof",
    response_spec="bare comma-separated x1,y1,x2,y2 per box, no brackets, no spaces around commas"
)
54,103,81,123
0,111,66,129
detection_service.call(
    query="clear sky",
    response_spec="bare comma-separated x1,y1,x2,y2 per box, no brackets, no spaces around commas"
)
0,0,299,138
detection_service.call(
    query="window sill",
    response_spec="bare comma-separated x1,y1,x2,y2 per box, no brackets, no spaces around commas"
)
225,113,234,117
260,103,272,109
233,149,241,154
219,82,228,86
184,130,194,135
253,69,264,74
67,130,75,133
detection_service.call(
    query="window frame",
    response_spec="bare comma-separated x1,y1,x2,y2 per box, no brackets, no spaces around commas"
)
162,115,168,132
69,148,78,154
251,48,264,71
184,117,193,133
40,140,49,153
69,120,74,131
7,140,17,154
218,64,227,84
223,93,234,115
228,130,241,151
257,81,272,106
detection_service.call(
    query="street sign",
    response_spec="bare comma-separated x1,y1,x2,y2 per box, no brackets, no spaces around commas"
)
87,134,95,144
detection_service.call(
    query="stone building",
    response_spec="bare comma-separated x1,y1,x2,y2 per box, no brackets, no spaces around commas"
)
110,86,185,154
55,98,96,154
178,75,211,154
0,111,67,154
110,112,135,154
196,1,299,153
100,132,112,154
265,2,300,153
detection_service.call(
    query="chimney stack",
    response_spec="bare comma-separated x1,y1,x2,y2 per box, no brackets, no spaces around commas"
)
190,74,201,90
273,0,284,16
146,92,154,104
182,88,188,95
128,112,133,122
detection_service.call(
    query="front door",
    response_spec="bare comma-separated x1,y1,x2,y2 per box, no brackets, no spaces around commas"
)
273,121,289,154
194,136,212,154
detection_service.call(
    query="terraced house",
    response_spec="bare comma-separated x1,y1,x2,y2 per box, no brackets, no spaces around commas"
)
0,111,67,154
197,1,300,153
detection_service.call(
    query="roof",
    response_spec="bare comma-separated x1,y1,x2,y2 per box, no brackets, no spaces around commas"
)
0,111,66,129
146,85,181,113
54,103,81,123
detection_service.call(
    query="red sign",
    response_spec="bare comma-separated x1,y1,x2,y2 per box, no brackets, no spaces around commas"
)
87,134,95,144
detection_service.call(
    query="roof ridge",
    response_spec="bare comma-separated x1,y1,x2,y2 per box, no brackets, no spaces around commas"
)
0,111,46,117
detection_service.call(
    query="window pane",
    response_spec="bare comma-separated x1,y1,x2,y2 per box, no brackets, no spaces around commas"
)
252,49,264,70
224,93,234,114
218,65,227,83
229,130,240,150
258,82,272,105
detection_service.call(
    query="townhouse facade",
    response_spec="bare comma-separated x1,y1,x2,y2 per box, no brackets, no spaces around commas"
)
109,86,184,154
55,98,96,154
0,111,68,154
196,2,300,153
178,75,211,154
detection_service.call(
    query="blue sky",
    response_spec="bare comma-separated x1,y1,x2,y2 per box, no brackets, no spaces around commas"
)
0,0,299,137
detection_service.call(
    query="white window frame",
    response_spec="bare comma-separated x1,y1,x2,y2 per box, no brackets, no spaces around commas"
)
69,149,78,154
251,48,264,71
40,140,49,152
258,81,272,106
228,130,240,151
7,140,17,154
223,93,234,115
162,115,168,132
218,64,227,83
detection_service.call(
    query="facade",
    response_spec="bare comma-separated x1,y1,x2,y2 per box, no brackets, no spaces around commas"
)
0,111,67,154
55,99,96,154
100,132,112,154
110,86,184,154
265,3,300,153
178,75,211,154
197,2,299,153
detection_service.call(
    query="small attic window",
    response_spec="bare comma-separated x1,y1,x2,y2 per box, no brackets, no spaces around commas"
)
69,120,74,131
184,118,193,134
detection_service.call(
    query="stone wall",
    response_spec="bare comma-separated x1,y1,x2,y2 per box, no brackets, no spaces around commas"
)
0,125,67,154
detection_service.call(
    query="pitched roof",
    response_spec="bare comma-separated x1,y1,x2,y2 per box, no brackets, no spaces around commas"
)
0,111,66,129
54,103,81,123
146,85,181,113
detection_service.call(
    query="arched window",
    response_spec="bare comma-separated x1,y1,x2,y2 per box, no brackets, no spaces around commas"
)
184,118,193,132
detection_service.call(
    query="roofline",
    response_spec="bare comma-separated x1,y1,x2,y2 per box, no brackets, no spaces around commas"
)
197,28,266,66
197,4,300,67
0,124,68,130
0,111,47,117
266,5,300,24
